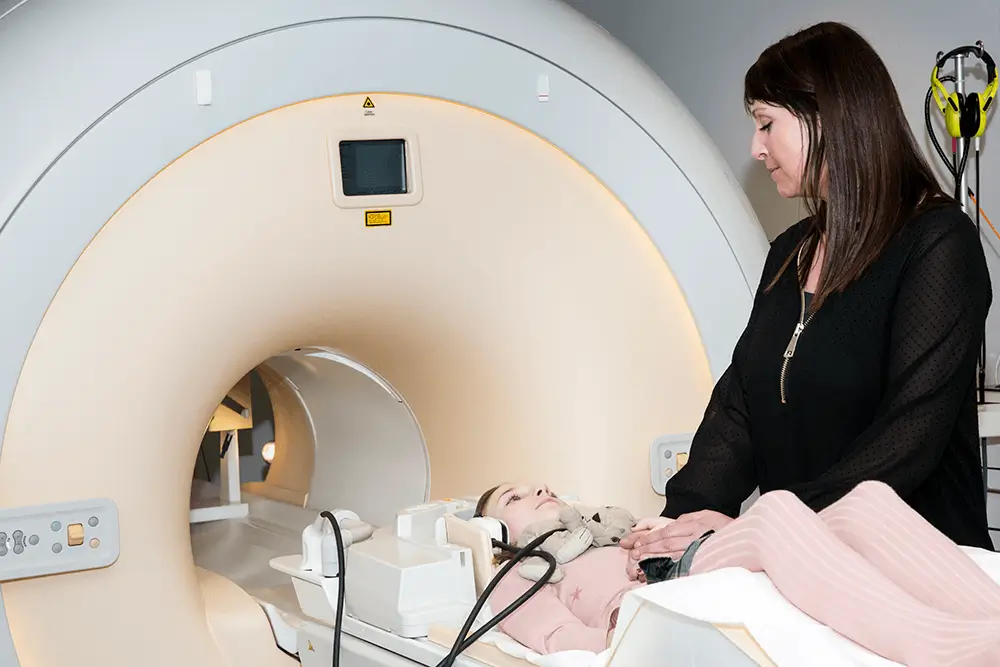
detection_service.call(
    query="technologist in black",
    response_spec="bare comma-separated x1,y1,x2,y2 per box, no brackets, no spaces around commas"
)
625,22,995,564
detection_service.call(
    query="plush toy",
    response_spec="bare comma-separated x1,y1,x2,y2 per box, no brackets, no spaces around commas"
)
514,503,636,583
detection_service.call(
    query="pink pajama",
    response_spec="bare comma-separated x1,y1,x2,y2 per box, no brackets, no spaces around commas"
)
690,481,1000,666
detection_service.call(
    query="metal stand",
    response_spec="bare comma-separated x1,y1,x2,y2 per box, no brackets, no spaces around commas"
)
942,48,985,402
955,52,969,215
938,44,997,536
953,50,989,500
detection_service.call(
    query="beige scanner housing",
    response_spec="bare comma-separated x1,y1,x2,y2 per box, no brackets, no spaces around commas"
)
0,1,770,666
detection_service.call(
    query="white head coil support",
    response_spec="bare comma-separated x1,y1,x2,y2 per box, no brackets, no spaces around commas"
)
468,516,509,545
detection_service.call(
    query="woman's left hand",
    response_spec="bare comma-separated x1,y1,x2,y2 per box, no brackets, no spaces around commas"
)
624,510,734,565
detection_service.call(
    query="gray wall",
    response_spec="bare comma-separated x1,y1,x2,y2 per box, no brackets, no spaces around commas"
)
0,1,25,18
566,0,1000,382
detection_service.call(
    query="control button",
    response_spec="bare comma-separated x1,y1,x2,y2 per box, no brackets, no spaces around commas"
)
676,452,689,470
0,546,6,557
52,543,62,554
67,524,84,547
88,517,99,527
13,545,22,555
28,535,39,546
89,538,100,549
664,467,674,479
13,530,22,541
0,532,6,543
51,521,61,532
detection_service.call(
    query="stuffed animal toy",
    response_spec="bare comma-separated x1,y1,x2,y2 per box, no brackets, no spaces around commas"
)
514,503,636,582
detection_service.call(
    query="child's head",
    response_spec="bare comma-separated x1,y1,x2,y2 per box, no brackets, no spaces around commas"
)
475,482,565,544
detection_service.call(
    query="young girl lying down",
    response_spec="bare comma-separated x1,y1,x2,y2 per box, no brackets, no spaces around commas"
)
475,480,1000,666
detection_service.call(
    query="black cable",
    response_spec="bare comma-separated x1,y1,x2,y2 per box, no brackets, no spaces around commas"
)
310,517,563,667
956,138,971,201
925,74,958,178
927,70,994,497
219,431,234,459
924,75,976,199
319,511,348,667
976,141,990,497
315,512,557,667
977,142,986,404
926,80,988,404
433,530,561,667
198,441,212,483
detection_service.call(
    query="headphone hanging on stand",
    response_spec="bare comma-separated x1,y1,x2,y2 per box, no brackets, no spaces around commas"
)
931,43,998,139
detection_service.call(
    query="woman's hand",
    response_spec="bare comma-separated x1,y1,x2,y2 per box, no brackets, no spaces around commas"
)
620,517,674,580
621,510,734,578
626,516,676,537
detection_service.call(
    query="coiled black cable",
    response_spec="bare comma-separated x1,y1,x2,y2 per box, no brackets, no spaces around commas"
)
925,73,965,181
433,529,562,667
318,512,562,667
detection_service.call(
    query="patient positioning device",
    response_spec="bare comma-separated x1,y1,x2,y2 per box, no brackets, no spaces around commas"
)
274,499,562,665
278,503,1000,667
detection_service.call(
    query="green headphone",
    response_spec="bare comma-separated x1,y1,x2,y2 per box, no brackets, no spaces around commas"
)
931,44,998,139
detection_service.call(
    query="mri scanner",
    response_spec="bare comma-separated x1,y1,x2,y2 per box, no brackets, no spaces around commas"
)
0,0,786,665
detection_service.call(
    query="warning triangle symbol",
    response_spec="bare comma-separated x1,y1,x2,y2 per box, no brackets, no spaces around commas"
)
307,640,315,651
363,97,375,109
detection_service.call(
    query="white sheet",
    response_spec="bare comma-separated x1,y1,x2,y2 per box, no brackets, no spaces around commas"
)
467,629,609,667
476,545,1000,667
614,545,1000,667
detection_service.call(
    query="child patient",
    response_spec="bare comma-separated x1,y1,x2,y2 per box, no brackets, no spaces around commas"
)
475,480,1000,666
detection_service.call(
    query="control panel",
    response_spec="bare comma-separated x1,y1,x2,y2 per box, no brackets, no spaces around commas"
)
649,434,694,496
0,498,119,582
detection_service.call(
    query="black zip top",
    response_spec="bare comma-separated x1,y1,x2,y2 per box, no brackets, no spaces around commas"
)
661,203,994,552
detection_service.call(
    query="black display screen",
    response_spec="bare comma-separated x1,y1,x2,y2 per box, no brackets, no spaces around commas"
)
339,139,407,196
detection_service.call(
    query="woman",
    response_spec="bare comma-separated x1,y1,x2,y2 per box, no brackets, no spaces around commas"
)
623,21,993,566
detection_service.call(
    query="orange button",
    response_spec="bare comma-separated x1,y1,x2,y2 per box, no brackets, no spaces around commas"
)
67,523,84,547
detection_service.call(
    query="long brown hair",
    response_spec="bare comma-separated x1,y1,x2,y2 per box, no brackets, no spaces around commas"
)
474,485,501,519
744,22,954,309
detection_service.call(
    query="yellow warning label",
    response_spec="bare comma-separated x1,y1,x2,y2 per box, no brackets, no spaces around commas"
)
307,641,315,652
362,96,375,109
365,210,391,227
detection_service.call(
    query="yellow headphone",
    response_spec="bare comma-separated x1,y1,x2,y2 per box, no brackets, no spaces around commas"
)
931,44,998,139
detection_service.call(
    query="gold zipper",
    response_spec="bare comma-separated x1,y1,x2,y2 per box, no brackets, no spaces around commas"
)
780,244,815,404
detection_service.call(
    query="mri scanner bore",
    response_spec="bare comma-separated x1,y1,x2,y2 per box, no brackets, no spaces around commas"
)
0,1,776,666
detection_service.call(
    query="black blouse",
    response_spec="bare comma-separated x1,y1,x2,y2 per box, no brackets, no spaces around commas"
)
662,202,994,550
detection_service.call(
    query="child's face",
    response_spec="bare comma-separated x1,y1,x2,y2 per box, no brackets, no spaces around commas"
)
483,482,564,543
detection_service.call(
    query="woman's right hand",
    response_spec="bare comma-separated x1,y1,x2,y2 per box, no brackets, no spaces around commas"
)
623,516,675,542
620,517,675,580
625,510,734,576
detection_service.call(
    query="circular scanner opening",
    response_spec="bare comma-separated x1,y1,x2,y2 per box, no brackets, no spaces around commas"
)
0,92,714,667
189,347,427,593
